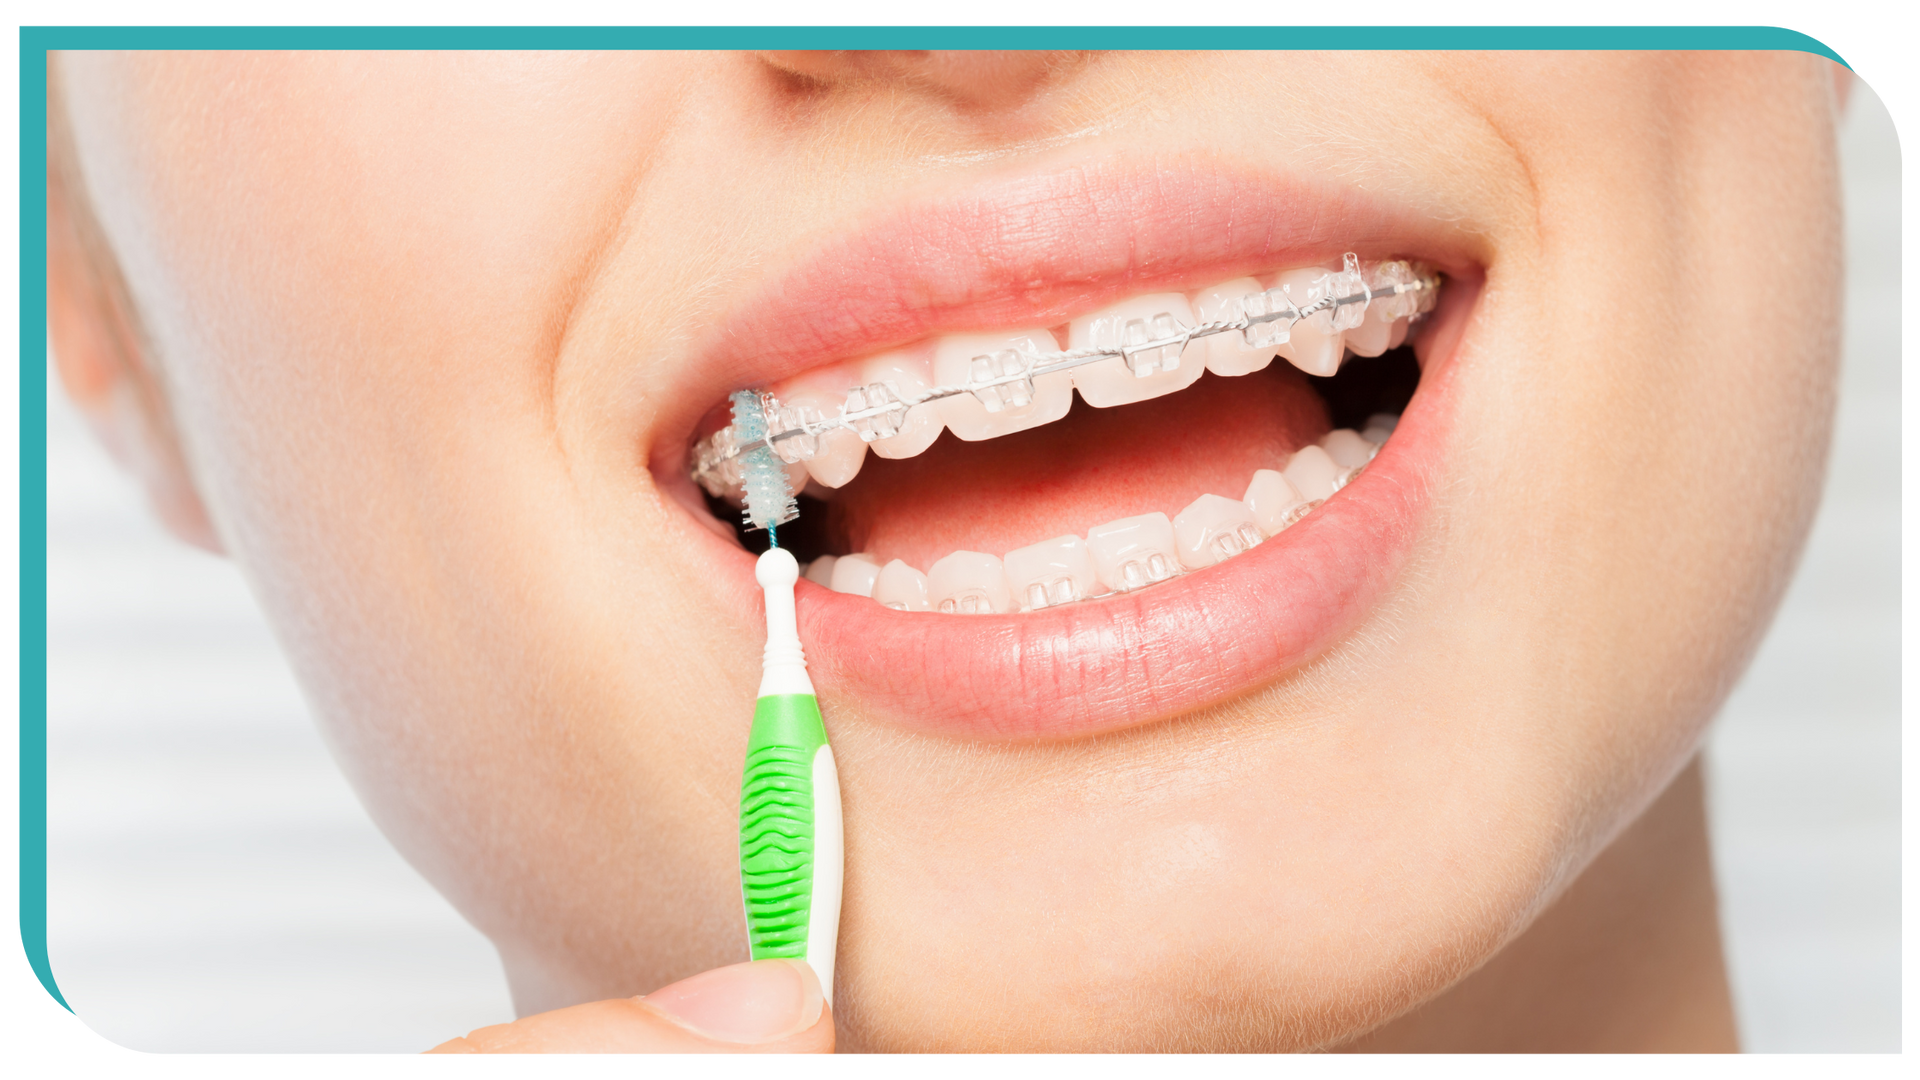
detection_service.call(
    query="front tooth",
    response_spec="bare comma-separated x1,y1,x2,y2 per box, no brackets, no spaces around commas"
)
1068,293,1205,407
1272,268,1345,377
1283,444,1341,502
872,559,931,611
1003,534,1097,611
1244,469,1309,535
932,330,1073,441
927,551,1013,614
803,555,838,587
1086,512,1180,594
1172,494,1265,570
829,553,882,598
1193,277,1276,377
1322,429,1378,469
860,348,946,459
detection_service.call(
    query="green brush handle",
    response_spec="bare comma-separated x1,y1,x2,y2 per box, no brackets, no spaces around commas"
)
739,692,841,999
741,548,841,1004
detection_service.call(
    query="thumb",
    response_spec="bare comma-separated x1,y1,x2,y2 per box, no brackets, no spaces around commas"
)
428,959,833,1053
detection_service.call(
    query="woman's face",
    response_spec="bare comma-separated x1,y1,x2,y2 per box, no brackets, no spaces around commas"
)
53,50,1841,1050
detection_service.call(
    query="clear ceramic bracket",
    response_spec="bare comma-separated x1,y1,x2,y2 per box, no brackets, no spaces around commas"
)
691,254,1440,498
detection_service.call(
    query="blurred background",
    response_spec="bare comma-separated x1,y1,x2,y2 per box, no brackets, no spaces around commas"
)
42,83,1900,1053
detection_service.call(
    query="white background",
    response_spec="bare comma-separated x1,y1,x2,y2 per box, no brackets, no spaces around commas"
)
38,79,1902,1054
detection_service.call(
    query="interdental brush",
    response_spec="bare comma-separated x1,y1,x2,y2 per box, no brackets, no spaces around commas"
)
731,391,843,1006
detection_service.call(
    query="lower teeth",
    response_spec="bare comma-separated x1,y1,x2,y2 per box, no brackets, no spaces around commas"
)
810,418,1393,613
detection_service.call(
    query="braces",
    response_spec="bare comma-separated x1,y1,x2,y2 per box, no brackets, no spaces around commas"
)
691,254,1441,516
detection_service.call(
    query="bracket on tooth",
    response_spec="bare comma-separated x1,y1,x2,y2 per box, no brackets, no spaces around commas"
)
692,425,743,497
968,350,1036,412
844,382,910,441
1119,313,1189,377
1326,252,1373,332
690,255,1440,491
768,400,824,464
1240,287,1303,349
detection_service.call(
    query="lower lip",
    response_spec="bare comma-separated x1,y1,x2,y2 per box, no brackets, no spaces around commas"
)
750,353,1458,742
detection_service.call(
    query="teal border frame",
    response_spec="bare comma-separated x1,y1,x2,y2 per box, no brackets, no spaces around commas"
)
17,25,1849,1016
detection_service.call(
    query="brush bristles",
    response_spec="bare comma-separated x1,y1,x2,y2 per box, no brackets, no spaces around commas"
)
731,391,797,532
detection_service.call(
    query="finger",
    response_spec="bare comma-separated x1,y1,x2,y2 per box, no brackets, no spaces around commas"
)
428,958,833,1054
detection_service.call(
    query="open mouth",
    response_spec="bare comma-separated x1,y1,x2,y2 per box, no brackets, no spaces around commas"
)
648,159,1481,739
691,255,1437,614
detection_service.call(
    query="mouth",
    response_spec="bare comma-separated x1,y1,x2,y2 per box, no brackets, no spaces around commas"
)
648,155,1482,740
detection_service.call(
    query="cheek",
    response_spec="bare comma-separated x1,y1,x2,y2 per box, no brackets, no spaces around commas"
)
1451,52,1840,756
77,50,699,643
65,49,759,961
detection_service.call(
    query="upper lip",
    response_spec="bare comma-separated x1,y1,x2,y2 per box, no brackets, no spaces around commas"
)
645,150,1482,740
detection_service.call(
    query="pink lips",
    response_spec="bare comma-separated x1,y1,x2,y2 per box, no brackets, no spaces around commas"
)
654,153,1480,740
799,356,1455,739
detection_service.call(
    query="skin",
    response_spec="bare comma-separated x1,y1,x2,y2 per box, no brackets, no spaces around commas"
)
47,51,1843,1051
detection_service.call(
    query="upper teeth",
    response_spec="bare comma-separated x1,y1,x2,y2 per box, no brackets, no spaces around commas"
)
689,254,1438,497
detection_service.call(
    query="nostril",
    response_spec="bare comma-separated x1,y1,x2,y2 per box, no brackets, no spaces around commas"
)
896,51,1083,110
757,50,1084,112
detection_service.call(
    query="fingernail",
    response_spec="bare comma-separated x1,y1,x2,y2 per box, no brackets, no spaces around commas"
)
642,959,824,1044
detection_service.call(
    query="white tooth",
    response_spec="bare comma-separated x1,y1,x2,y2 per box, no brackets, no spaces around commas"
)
932,330,1073,441
872,559,932,611
1283,444,1341,502
1387,317,1410,351
765,366,870,488
1343,309,1395,357
804,555,838,587
1068,293,1205,407
1361,412,1399,445
1086,512,1180,594
1003,534,1097,611
927,551,1013,614
1244,469,1309,536
1193,277,1276,377
860,348,946,459
1322,429,1378,469
1272,268,1345,377
1172,494,1266,571
803,427,867,488
829,553,882,598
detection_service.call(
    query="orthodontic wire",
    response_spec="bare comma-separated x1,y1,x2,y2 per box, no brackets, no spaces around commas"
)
691,256,1440,496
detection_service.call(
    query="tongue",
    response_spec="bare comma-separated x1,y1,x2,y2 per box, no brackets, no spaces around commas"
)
825,366,1331,568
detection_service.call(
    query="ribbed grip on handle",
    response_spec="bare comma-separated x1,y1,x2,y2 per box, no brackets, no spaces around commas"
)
740,694,829,960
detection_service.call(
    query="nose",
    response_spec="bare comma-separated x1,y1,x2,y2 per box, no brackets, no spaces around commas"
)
757,50,1084,111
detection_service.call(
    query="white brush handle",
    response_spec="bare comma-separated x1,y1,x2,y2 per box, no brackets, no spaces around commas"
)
805,744,842,1006
756,548,814,697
